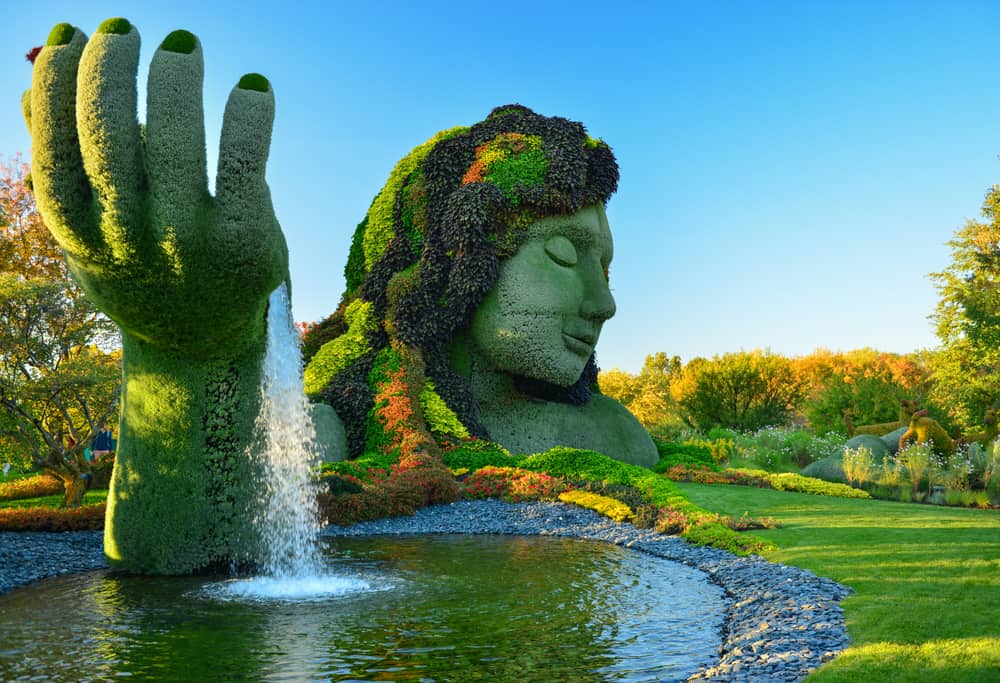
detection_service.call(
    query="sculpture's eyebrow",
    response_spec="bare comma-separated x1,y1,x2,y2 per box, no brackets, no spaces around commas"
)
560,219,613,260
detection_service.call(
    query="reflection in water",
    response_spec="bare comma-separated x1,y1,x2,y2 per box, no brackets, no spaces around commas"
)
0,535,725,682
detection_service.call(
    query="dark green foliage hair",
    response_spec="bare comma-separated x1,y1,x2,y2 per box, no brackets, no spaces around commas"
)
304,104,618,456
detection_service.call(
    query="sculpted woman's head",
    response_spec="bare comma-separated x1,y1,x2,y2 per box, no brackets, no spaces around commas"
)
303,104,620,455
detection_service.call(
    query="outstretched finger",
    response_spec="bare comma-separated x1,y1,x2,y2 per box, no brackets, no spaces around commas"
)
215,74,275,216
77,18,146,260
146,30,209,235
30,24,100,258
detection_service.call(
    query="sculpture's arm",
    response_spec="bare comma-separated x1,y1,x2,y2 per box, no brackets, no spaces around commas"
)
25,19,288,573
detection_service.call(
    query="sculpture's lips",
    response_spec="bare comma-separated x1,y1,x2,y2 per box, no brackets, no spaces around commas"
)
562,331,595,356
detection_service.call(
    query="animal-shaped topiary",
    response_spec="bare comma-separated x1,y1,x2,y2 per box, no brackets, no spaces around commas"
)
843,399,919,437
23,19,287,573
898,409,956,457
958,407,999,448
303,105,657,468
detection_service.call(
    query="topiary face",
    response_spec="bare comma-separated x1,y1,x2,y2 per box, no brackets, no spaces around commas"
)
304,104,620,455
465,204,615,386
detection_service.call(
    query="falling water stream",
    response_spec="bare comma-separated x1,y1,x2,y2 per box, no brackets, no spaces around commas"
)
216,283,370,601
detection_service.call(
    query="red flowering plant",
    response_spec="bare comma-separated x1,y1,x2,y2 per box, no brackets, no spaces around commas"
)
461,466,568,503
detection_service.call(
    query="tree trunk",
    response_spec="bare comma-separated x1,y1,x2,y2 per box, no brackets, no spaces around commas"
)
60,474,87,508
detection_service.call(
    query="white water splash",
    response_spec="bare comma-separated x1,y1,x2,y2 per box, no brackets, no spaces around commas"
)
251,282,324,578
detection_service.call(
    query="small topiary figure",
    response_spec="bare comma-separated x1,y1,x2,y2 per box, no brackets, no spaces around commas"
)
958,406,999,448
303,105,657,468
843,399,919,437
24,19,288,573
898,409,956,457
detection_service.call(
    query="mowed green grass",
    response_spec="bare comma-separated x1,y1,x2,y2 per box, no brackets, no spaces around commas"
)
678,482,1000,682
0,490,107,509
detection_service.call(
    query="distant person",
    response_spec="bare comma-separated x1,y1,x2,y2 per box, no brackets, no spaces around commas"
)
92,422,114,460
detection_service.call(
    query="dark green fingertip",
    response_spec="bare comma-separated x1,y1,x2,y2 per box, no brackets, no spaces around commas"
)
160,29,196,54
46,23,75,46
97,17,131,35
238,73,269,93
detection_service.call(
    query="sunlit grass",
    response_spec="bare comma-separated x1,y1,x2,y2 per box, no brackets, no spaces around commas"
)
0,490,108,509
678,483,1000,682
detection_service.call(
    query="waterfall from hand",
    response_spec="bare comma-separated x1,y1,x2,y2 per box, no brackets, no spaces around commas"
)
252,282,323,578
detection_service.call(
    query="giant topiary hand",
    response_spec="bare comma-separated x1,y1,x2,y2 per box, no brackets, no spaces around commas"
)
24,18,289,574
25,19,287,357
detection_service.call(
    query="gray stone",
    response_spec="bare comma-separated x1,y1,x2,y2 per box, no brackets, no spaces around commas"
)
310,402,347,462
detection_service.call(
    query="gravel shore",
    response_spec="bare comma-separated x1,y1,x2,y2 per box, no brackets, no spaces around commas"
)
1,500,851,682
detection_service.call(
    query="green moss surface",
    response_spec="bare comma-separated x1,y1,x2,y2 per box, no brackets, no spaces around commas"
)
160,29,196,54
237,73,269,92
97,18,131,35
46,23,76,46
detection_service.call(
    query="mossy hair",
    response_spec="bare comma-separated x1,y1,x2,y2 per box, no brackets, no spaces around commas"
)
304,104,618,456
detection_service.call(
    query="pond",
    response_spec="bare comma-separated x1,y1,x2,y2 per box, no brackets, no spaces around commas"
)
0,535,725,682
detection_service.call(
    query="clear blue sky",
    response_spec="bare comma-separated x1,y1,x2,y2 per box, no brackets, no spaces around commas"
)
5,1,1000,373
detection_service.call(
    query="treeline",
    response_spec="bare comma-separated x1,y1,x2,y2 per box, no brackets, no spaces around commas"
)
599,347,977,439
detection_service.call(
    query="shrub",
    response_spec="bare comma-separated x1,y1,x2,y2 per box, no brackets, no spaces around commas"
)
682,518,774,555
899,442,934,498
682,437,735,464
0,473,63,501
462,467,566,503
519,447,770,554
731,427,847,473
0,503,105,531
651,439,718,472
842,446,875,487
440,438,521,471
558,490,633,523
878,454,906,486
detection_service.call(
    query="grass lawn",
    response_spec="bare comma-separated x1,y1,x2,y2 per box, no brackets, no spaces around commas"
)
0,490,107,509
678,482,1000,682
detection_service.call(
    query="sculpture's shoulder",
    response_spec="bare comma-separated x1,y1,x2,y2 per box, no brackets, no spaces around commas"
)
480,393,658,468
578,394,659,467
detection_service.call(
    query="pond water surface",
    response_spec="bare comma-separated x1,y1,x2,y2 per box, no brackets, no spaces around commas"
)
0,535,725,682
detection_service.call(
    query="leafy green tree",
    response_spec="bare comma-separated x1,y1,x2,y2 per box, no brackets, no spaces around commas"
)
0,158,121,506
598,352,683,434
795,348,937,435
929,184,1000,430
673,349,804,432
0,275,120,507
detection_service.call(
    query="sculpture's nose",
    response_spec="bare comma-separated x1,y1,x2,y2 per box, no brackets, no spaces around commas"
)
580,262,616,323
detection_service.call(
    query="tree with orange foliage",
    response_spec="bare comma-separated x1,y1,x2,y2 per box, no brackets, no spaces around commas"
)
793,348,940,435
0,158,121,507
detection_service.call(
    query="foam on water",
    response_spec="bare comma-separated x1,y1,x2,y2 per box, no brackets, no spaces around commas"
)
208,574,375,603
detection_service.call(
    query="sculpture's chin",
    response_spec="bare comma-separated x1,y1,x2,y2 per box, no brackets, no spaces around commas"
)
513,353,597,407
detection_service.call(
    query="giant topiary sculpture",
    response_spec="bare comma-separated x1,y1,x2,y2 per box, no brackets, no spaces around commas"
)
302,105,658,469
23,19,287,573
25,18,657,574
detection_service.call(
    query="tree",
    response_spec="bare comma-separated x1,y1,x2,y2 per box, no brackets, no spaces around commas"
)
0,156,65,280
929,184,1000,430
794,348,937,435
672,349,805,432
0,159,121,507
598,352,683,434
